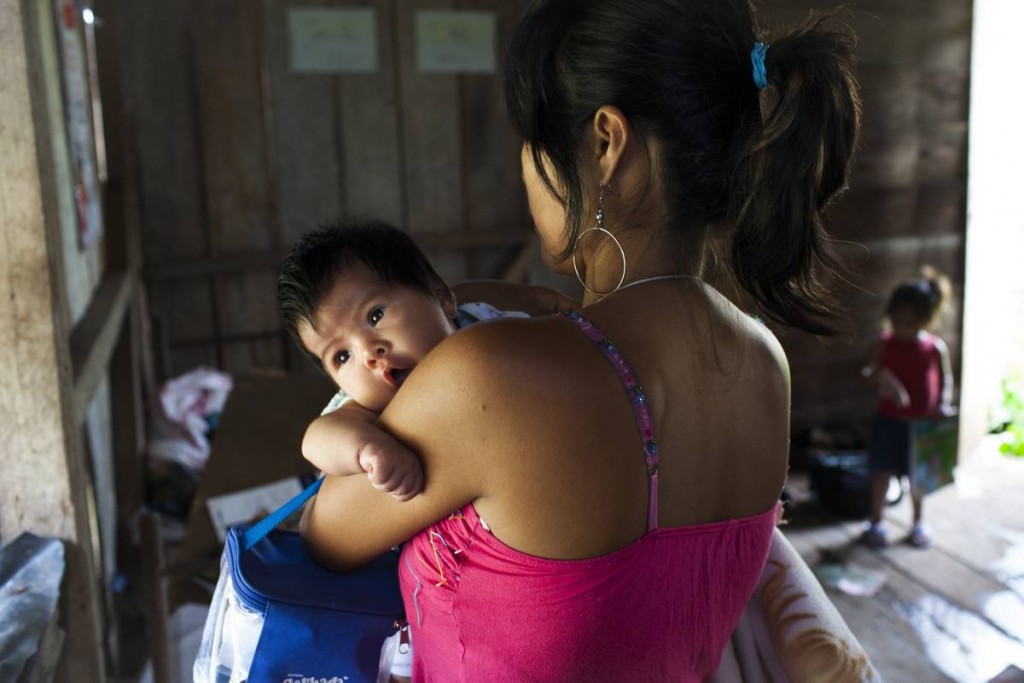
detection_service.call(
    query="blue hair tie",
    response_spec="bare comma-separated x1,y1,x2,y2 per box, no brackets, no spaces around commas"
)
751,42,769,90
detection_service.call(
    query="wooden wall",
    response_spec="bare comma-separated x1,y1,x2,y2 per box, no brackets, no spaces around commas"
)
762,0,971,433
122,0,972,434
123,0,533,379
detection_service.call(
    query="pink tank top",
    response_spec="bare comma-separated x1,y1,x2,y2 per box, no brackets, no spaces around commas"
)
398,313,777,681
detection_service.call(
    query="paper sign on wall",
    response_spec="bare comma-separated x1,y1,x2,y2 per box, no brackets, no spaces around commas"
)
416,10,496,74
288,8,378,74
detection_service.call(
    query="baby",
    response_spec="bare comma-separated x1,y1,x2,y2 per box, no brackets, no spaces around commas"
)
278,218,575,500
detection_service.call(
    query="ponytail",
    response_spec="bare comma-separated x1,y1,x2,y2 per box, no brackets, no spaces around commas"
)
730,13,861,335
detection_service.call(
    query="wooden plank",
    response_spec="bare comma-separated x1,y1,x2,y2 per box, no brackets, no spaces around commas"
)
457,0,524,278
194,0,277,372
146,229,536,281
395,0,464,283
169,345,218,380
262,0,344,248
141,512,172,683
110,290,145,536
337,0,404,226
120,0,207,264
148,279,215,347
216,270,283,373
193,1,274,255
120,0,210,384
501,234,538,283
69,270,133,426
170,329,281,347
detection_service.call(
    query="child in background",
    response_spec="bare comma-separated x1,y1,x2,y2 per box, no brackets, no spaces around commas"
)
860,266,955,549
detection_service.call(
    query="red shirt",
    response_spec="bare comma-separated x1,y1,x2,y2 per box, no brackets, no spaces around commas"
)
879,331,942,419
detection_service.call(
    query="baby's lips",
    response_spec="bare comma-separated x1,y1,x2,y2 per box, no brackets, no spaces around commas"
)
382,365,412,389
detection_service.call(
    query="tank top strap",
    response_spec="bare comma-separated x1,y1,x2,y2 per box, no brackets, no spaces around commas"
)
561,312,660,531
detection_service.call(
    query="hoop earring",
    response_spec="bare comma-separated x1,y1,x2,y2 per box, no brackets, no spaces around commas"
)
572,185,626,298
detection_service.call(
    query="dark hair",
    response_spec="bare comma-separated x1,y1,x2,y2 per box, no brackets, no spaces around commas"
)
886,265,951,326
278,219,451,352
503,0,861,334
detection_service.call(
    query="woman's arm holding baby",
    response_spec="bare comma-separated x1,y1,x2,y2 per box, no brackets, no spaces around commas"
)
300,328,499,572
303,402,424,501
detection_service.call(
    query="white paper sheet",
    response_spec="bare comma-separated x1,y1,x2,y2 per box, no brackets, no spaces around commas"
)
205,477,304,543
288,8,378,74
415,10,496,74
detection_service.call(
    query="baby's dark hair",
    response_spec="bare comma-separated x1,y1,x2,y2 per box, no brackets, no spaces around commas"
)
278,219,451,351
504,0,861,334
886,265,951,327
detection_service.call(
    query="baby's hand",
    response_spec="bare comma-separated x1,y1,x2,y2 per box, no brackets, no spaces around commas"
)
358,440,424,502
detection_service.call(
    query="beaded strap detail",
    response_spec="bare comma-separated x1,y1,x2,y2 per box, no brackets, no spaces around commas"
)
563,312,660,530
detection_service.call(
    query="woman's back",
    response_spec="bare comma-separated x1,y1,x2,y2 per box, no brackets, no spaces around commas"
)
394,282,786,680
465,280,789,559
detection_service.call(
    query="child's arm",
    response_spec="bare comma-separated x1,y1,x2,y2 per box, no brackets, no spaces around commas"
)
303,402,424,501
934,337,956,416
452,280,579,316
861,340,910,408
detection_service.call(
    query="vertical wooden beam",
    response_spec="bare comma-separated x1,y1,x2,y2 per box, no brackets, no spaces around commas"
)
395,0,465,283
0,0,105,679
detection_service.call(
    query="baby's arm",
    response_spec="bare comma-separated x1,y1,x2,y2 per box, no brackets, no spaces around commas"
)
302,402,424,501
452,280,579,316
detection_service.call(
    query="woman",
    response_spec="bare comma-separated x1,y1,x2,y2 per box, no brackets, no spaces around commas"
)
301,0,861,679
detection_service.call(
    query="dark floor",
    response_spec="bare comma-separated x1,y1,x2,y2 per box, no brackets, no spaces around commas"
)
783,437,1024,683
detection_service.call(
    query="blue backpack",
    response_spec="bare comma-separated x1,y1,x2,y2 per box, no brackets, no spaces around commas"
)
194,478,407,683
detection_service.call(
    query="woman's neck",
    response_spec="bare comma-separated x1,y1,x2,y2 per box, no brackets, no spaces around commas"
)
578,226,703,304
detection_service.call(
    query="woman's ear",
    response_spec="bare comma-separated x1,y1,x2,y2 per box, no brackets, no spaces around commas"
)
591,106,630,187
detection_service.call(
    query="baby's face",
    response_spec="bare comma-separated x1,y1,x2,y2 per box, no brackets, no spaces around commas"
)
298,264,456,412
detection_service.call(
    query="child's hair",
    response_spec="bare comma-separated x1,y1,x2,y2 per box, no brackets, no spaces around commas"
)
503,0,861,334
886,265,951,327
278,219,451,351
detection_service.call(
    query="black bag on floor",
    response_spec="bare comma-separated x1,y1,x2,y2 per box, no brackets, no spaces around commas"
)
809,450,872,518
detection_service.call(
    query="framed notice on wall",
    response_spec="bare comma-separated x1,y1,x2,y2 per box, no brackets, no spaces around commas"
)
415,10,496,74
288,8,378,74
53,0,104,251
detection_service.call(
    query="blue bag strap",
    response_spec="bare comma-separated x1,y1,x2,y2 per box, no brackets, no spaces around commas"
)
241,477,323,552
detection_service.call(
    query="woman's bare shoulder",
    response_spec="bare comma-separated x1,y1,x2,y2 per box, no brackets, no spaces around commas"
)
699,284,791,388
425,314,571,379
384,315,573,435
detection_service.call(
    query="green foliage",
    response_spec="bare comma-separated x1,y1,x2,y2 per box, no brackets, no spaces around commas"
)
998,374,1024,457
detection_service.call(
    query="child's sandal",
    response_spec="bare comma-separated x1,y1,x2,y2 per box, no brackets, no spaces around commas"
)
908,527,932,549
862,526,888,550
